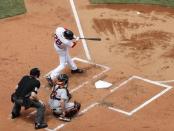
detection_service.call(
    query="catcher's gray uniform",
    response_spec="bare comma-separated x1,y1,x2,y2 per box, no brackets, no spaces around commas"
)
48,85,74,114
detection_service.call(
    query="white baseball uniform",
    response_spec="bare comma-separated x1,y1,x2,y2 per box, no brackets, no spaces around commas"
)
48,85,74,114
50,27,78,80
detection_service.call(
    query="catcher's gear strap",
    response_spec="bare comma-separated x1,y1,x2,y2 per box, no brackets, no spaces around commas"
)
66,88,72,101
50,85,69,101
50,86,60,100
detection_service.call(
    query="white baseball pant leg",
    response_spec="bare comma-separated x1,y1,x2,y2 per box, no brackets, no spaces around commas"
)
50,44,77,79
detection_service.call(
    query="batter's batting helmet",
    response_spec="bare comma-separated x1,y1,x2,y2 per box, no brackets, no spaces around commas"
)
57,74,69,85
30,68,40,78
64,29,74,40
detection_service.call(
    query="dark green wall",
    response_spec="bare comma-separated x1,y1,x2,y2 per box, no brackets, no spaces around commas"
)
90,0,174,7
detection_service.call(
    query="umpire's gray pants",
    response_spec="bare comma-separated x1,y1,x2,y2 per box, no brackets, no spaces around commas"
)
12,98,45,124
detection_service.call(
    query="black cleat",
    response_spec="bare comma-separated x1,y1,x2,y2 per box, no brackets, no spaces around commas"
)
35,123,48,130
11,112,20,119
46,75,54,87
71,69,84,74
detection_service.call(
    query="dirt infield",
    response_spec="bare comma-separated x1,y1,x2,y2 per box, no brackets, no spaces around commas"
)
1,0,174,130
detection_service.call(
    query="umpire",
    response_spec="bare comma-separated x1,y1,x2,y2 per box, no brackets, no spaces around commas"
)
11,68,48,129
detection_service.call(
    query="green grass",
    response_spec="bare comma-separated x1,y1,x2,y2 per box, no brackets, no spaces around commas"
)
90,0,174,7
0,0,26,19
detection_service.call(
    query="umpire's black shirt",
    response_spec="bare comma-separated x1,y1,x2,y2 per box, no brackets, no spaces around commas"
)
15,75,40,98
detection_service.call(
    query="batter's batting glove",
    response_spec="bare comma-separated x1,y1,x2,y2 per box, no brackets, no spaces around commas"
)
76,37,80,41
74,35,80,41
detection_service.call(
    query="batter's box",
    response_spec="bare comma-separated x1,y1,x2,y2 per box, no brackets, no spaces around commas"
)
103,76,172,116
44,57,110,93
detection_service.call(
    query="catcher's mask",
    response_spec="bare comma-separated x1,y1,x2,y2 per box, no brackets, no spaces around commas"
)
57,74,69,85
64,29,74,40
30,68,40,78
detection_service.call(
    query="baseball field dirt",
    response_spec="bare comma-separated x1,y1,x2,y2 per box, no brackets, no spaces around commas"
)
0,0,174,131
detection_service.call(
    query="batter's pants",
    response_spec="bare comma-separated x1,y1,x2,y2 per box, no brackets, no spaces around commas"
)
50,43,77,79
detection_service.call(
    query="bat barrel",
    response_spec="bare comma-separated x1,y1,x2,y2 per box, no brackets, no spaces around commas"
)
79,37,101,41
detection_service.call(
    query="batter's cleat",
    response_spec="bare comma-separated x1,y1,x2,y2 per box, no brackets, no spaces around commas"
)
58,116,71,122
46,75,54,87
11,112,20,119
71,69,84,74
35,123,48,130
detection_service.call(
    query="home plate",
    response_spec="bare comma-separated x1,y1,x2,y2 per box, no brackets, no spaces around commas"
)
95,80,112,89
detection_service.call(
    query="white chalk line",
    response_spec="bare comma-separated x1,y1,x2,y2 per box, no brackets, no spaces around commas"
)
45,128,55,131
132,75,172,88
156,80,174,83
72,57,110,71
110,76,134,92
53,123,67,131
70,81,89,93
129,85,172,115
108,107,131,116
70,0,91,60
79,103,99,115
108,75,173,116
52,103,99,131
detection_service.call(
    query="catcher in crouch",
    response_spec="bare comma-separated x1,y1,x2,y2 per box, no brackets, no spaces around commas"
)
48,74,81,122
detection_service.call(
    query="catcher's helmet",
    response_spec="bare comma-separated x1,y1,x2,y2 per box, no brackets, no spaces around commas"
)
57,74,69,85
64,29,74,40
30,68,40,78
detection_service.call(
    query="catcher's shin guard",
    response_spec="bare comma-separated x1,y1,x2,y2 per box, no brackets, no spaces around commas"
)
65,102,81,118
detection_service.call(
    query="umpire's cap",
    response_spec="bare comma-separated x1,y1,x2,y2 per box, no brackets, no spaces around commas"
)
64,29,74,40
30,68,40,78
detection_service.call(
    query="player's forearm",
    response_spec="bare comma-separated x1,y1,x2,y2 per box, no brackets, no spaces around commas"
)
71,42,77,48
60,100,66,115
30,92,39,101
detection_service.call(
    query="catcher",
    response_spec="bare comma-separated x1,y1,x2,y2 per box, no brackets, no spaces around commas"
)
48,74,81,122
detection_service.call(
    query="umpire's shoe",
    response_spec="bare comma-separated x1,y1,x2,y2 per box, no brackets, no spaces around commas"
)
71,68,84,74
46,75,54,87
11,112,20,119
35,123,48,130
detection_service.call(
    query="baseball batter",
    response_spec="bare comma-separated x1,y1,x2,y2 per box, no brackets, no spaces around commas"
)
47,27,83,86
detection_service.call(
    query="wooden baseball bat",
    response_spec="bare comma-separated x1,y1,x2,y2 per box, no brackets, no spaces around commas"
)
79,37,101,41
